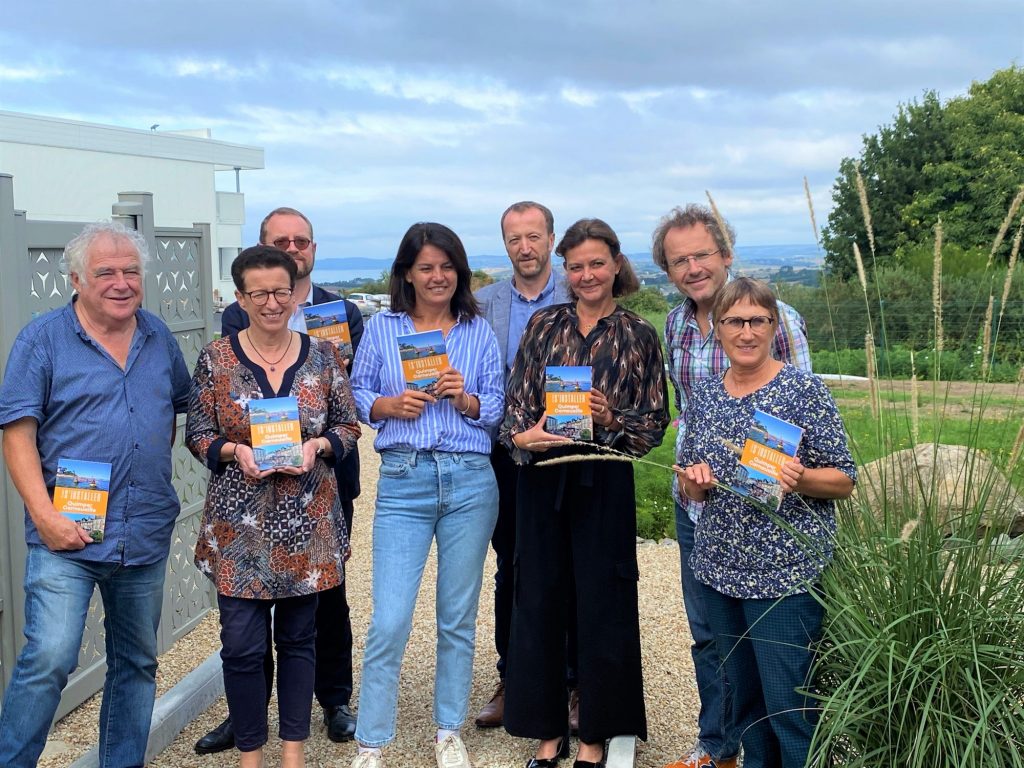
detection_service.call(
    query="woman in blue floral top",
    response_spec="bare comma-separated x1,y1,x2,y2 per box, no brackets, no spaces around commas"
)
677,277,855,768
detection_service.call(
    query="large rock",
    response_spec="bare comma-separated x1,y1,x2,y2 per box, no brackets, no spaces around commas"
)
854,443,1024,537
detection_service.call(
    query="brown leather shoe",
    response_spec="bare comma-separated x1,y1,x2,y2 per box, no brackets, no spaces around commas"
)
474,680,505,727
567,688,579,736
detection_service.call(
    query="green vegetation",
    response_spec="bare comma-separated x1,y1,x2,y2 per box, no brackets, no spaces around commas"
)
821,65,1024,279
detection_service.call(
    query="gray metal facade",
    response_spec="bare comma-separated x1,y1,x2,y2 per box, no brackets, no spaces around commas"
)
0,174,217,719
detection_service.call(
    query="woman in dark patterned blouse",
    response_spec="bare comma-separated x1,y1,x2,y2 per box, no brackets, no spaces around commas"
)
500,218,669,768
677,277,855,768
186,245,360,768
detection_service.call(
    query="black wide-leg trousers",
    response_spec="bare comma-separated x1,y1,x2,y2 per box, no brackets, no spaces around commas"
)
504,458,647,744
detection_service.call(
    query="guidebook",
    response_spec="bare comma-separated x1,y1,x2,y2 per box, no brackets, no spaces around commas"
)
728,409,803,512
303,300,353,359
544,366,593,441
397,329,449,397
54,458,111,543
249,396,303,471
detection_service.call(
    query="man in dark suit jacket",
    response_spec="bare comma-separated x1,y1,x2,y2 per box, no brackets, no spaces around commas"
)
473,201,574,730
195,207,364,753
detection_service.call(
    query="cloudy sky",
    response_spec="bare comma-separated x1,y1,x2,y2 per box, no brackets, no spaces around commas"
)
2,1,1022,260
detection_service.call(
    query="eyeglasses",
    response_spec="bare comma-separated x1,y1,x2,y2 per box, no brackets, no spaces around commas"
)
243,288,294,305
718,315,774,332
270,236,312,251
668,249,721,271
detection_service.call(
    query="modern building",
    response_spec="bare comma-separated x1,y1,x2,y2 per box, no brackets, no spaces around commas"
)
0,110,264,300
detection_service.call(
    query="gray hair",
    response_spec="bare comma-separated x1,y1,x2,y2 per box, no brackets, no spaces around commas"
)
65,221,150,286
651,203,736,272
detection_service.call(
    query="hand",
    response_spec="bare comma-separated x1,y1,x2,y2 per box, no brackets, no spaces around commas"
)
673,462,716,502
234,444,277,481
433,367,466,404
779,458,805,494
512,418,573,452
590,387,615,428
276,439,321,475
382,389,436,420
35,509,93,551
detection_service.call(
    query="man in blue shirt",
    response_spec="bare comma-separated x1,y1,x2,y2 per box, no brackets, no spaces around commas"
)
0,222,191,768
194,207,364,753
473,201,573,729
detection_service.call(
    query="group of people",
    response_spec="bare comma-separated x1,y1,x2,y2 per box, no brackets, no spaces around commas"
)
0,199,855,768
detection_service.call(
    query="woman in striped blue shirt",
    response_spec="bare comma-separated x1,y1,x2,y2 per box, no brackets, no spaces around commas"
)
349,222,503,768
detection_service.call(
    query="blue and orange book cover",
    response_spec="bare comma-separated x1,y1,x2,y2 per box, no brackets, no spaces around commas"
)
54,458,111,543
249,397,303,471
730,409,803,511
544,366,593,441
303,300,353,360
397,329,449,398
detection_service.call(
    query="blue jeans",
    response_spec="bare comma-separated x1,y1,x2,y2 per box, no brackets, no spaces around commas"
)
0,546,166,768
702,588,823,768
676,505,739,760
355,450,497,747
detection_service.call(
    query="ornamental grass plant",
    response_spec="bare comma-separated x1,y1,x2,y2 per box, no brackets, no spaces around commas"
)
804,185,1024,767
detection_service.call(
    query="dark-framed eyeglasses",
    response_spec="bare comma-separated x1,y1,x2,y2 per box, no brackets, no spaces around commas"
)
668,249,721,271
718,315,774,332
243,288,294,305
271,236,312,251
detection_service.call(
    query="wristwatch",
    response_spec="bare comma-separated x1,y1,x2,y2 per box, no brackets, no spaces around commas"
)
316,438,327,457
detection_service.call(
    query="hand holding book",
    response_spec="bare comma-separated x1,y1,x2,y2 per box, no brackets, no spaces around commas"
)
512,418,573,452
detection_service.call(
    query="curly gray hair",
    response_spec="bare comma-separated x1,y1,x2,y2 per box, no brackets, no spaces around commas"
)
64,221,149,286
651,203,736,273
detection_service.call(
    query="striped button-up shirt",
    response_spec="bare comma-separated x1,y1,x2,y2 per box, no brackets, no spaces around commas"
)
351,310,503,455
666,293,811,519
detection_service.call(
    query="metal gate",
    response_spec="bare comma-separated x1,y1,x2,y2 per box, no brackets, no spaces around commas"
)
0,176,217,719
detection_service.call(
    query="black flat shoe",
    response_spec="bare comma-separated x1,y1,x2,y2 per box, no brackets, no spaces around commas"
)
525,728,571,767
323,703,357,743
194,716,235,754
572,742,606,768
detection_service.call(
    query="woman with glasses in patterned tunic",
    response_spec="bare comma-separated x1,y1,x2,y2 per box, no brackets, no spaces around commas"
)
500,218,669,768
186,245,360,768
675,277,855,768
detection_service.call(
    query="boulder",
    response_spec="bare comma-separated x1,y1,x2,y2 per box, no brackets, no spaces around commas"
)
854,443,1024,537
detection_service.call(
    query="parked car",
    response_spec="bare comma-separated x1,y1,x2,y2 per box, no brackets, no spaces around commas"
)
347,292,379,316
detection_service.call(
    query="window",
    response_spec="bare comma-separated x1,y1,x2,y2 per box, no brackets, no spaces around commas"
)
219,247,241,281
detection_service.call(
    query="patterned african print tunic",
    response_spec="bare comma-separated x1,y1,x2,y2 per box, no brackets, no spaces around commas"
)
186,334,360,599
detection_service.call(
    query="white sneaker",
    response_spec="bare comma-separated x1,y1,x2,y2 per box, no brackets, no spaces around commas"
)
350,751,385,768
435,733,473,768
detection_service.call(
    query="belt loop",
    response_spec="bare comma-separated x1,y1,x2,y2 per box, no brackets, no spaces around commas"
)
409,449,418,467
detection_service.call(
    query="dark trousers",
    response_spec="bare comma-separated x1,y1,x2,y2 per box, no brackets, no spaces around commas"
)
490,449,578,686
701,586,823,768
504,459,646,744
256,499,355,708
219,592,318,751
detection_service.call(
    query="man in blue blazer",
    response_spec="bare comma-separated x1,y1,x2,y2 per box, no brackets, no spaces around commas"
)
473,201,574,730
196,207,364,753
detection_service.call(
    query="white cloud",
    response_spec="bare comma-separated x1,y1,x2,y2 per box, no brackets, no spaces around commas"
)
0,64,63,81
319,65,526,116
171,58,258,80
560,86,599,107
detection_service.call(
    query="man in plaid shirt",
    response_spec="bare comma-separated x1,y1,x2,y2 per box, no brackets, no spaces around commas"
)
653,204,811,768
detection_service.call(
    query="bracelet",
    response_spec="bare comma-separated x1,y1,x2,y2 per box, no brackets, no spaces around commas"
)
231,443,238,460
458,395,475,415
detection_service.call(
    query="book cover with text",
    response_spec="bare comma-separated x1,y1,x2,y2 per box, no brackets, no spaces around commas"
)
54,458,111,543
544,366,593,441
303,300,353,360
729,409,803,511
249,397,303,471
398,329,449,397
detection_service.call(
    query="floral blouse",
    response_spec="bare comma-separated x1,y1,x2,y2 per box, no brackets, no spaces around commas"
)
499,302,669,464
186,334,360,599
681,365,856,599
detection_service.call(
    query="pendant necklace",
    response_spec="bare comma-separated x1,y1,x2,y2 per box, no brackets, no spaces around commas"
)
246,329,293,372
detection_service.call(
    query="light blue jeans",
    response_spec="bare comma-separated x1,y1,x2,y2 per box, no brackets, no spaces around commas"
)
0,546,166,768
355,449,498,747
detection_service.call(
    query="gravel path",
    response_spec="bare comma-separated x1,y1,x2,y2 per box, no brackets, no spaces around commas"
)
39,430,702,767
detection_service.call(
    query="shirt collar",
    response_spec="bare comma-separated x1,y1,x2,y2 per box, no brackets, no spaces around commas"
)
67,295,153,338
510,271,556,303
